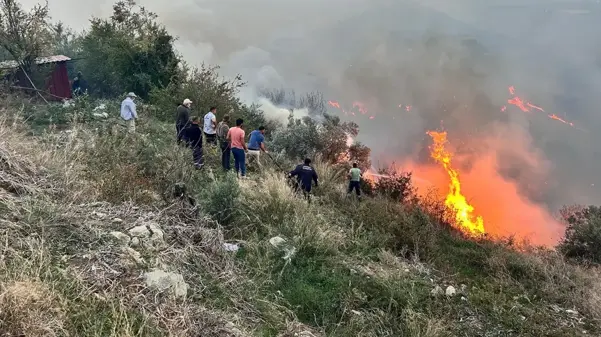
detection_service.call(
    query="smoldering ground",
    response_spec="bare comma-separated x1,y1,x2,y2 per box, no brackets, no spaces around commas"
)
20,0,601,241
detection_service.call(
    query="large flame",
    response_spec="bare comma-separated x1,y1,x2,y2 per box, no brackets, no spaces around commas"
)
427,130,485,235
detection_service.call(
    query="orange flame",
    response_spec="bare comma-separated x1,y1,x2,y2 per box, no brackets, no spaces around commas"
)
427,130,485,235
328,100,341,109
505,86,578,128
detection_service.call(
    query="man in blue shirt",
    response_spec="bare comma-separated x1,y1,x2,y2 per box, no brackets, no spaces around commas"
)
247,126,267,167
289,158,319,202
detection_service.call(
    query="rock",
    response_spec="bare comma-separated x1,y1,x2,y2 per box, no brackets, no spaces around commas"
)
110,231,131,245
223,243,240,252
130,237,140,247
445,286,456,297
112,218,123,224
143,269,188,298
92,211,107,219
128,223,164,244
431,286,443,297
269,236,286,248
125,248,144,264
566,309,579,315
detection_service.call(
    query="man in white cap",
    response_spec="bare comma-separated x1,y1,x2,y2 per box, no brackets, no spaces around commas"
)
120,92,137,133
176,98,192,143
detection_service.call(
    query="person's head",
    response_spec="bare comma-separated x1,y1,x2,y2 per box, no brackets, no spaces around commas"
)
353,162,358,168
210,106,216,113
258,126,266,134
77,71,82,78
304,158,311,165
191,116,200,124
236,118,243,127
222,114,230,123
126,92,136,100
183,98,192,107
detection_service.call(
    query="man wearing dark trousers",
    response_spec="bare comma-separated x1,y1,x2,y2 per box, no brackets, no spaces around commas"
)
183,116,204,169
347,162,362,200
289,158,319,202
216,114,231,170
176,99,192,143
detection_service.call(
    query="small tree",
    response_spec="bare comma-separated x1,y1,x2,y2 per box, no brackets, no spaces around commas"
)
558,205,601,264
0,0,51,70
80,0,179,98
374,167,416,203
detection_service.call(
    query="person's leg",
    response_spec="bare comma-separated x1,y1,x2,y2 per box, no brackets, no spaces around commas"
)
347,181,353,194
240,151,246,176
221,141,230,170
128,119,135,133
354,182,361,196
232,148,241,174
193,146,204,167
176,123,184,143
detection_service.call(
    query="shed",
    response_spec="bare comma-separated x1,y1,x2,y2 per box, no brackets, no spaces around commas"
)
0,55,72,101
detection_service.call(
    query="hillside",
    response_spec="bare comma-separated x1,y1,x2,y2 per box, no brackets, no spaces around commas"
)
0,96,600,337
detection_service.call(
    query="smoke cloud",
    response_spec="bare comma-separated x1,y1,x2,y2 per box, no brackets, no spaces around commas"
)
21,0,601,243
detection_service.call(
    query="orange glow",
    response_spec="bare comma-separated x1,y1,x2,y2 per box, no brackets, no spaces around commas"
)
328,100,341,109
548,114,574,127
426,130,485,235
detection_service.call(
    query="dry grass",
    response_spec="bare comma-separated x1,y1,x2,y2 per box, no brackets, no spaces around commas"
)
0,280,66,336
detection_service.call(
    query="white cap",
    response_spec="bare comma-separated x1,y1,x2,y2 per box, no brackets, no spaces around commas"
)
127,92,136,97
183,98,192,105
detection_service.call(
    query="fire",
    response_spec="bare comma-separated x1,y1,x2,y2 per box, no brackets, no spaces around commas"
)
427,130,485,235
505,86,579,128
327,100,341,109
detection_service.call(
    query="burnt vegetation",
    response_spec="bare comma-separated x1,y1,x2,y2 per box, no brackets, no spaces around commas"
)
0,1,600,337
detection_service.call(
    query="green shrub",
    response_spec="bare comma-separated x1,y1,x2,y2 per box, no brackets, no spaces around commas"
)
558,205,601,264
374,169,417,203
199,172,241,226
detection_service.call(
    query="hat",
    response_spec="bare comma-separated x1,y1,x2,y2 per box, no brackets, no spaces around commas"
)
183,98,192,105
126,92,137,97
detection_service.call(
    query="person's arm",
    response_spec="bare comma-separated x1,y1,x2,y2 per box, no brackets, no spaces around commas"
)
130,102,137,119
226,129,231,141
241,132,248,151
212,115,217,128
348,169,352,179
313,169,319,186
289,166,299,177
184,109,189,124
260,142,267,153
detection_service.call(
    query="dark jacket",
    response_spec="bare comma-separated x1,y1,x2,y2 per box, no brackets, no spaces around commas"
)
176,105,190,125
183,124,202,148
289,164,318,188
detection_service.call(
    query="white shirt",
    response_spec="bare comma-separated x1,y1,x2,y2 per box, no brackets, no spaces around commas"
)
120,97,137,120
203,111,216,134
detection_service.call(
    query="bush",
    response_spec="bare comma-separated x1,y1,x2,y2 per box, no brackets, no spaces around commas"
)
558,205,601,264
199,172,240,226
374,168,416,203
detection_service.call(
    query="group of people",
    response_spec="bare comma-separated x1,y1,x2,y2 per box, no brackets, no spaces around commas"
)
119,94,363,200
174,99,268,175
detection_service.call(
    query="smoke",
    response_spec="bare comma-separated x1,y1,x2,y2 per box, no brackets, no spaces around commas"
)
22,0,601,244
255,97,309,126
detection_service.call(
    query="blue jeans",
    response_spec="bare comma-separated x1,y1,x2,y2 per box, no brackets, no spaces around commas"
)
348,181,361,195
231,148,246,176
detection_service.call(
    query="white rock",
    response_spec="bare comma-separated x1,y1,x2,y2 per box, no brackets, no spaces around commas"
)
128,223,164,244
269,236,286,247
126,248,144,264
430,286,443,296
445,286,457,297
93,211,107,219
566,309,579,315
110,231,131,245
112,218,123,224
223,243,240,252
130,237,140,247
143,269,188,298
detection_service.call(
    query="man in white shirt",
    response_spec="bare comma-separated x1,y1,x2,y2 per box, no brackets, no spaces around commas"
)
120,92,137,133
203,106,217,145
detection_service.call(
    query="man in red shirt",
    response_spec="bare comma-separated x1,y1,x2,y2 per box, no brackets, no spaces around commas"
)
226,118,248,178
